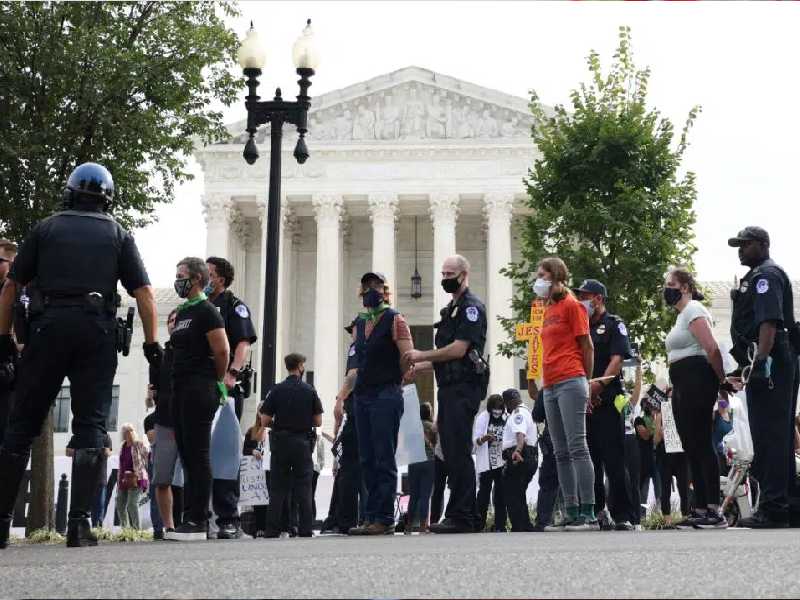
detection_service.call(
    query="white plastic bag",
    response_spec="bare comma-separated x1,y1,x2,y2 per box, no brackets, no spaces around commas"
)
722,393,754,462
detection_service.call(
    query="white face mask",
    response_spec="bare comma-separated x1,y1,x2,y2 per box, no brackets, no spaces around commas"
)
580,300,595,318
533,278,552,298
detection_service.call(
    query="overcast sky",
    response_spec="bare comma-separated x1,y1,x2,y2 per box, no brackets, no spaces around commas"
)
136,1,800,287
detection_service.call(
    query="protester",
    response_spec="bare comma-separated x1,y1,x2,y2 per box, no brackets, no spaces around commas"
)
636,406,660,510
260,353,323,538
531,389,559,531
501,389,538,532
115,423,148,530
713,397,734,473
0,239,17,447
664,267,728,529
348,273,414,536
533,257,597,531
143,400,163,539
474,394,507,532
243,410,268,537
149,308,185,539
170,257,230,541
622,363,643,527
405,403,437,534
653,406,690,526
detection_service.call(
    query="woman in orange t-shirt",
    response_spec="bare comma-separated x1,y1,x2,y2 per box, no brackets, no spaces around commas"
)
533,257,598,531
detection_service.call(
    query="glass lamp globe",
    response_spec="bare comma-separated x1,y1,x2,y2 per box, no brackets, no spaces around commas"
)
292,19,320,70
237,23,267,70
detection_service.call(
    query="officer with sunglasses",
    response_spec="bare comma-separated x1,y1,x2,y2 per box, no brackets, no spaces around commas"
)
728,226,800,528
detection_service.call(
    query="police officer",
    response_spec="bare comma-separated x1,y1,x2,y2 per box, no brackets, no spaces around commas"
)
0,239,18,446
575,279,636,531
501,388,538,532
205,257,257,539
405,254,488,534
728,226,799,528
259,353,323,537
0,163,160,549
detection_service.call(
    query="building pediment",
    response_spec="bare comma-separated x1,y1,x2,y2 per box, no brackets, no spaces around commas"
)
216,66,540,146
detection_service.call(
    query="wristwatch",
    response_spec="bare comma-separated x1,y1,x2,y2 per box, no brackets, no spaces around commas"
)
228,367,241,378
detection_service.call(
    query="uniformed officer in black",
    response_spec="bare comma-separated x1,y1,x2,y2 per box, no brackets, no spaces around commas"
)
0,239,18,446
0,163,161,549
405,254,488,534
205,257,257,539
259,352,323,537
500,388,538,532
728,226,799,528
575,279,636,530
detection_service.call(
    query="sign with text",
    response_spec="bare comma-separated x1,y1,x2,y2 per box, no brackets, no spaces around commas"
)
516,300,545,380
661,400,684,454
239,456,269,506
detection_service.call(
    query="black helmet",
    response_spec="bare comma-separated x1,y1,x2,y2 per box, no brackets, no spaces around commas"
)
63,162,114,208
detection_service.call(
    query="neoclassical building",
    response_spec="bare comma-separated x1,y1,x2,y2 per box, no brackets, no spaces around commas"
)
194,66,542,424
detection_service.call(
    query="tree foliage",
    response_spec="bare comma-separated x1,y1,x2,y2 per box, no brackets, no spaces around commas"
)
0,0,242,242
499,26,701,365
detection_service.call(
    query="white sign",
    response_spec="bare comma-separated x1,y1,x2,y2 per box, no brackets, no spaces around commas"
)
661,400,684,454
238,456,269,506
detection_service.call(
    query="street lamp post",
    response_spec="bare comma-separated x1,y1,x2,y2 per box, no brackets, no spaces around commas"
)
238,19,320,399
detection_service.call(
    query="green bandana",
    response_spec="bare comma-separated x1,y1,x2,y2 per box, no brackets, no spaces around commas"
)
358,303,390,324
177,292,207,313
217,380,228,406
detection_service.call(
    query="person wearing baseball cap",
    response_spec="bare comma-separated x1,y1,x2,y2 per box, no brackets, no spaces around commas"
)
728,226,800,528
575,279,636,531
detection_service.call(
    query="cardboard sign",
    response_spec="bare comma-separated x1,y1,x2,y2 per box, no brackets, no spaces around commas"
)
239,456,269,506
643,384,667,412
660,400,684,454
515,300,545,380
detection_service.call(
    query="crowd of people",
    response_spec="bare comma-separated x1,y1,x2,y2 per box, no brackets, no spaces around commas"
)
0,160,798,550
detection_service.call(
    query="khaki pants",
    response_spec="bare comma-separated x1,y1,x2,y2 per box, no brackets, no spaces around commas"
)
116,487,141,529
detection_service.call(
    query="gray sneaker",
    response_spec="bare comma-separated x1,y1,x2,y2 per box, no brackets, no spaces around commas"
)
543,522,566,532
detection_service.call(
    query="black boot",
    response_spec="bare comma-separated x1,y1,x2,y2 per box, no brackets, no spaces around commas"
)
66,448,103,548
0,449,31,550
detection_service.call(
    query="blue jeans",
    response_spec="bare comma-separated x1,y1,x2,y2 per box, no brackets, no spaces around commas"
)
147,457,163,533
407,460,435,525
354,385,404,526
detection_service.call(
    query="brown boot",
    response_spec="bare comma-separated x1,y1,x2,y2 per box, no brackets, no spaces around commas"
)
364,522,396,536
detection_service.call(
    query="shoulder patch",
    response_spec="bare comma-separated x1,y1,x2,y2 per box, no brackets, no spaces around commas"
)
235,304,250,318
756,279,769,294
465,306,479,322
514,414,524,425
596,324,606,335
618,322,628,336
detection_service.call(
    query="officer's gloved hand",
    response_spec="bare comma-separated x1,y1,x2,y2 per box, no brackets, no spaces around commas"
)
142,342,164,366
0,334,15,363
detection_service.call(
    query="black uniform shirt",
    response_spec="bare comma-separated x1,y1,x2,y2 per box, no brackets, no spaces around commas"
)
143,412,156,435
433,288,487,385
9,210,150,296
730,258,793,362
589,310,632,404
260,374,323,433
170,300,225,380
211,289,257,361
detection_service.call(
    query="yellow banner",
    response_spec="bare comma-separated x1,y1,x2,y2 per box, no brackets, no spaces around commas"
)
515,300,545,380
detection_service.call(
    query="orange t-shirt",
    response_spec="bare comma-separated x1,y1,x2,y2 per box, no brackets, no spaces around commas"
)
541,293,590,387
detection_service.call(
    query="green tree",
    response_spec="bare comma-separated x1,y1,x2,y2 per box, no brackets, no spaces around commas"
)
0,0,242,242
0,0,242,533
499,26,700,365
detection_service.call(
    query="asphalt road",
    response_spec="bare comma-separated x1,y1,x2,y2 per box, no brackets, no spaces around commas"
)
1,528,798,598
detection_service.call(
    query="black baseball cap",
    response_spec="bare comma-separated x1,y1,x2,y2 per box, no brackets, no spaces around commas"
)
727,226,770,247
574,279,607,298
360,271,386,285
501,388,521,403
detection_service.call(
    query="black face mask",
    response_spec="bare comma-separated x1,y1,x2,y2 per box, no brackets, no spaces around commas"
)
663,287,682,306
441,275,462,294
362,288,384,309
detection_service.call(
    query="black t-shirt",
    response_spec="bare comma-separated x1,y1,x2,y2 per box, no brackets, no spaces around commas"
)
68,433,112,451
9,210,150,297
260,375,323,433
170,300,225,380
590,311,632,404
212,290,257,359
154,342,175,428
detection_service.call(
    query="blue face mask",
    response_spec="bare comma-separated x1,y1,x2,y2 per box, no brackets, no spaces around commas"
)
362,288,384,309
580,300,595,319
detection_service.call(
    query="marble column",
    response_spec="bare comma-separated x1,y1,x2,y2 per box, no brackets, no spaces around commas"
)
276,197,297,380
484,192,516,393
227,206,248,297
201,195,233,259
312,194,344,422
429,192,460,320
368,193,398,292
